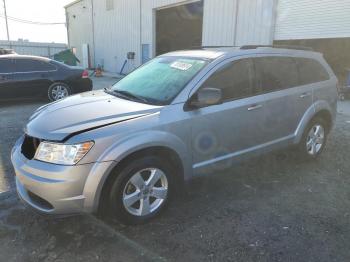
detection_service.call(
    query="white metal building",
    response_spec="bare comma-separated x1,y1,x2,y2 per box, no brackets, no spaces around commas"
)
274,0,350,82
275,0,350,40
65,0,94,68
65,0,350,80
65,0,276,72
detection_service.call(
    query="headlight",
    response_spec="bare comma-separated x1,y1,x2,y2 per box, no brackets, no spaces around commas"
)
34,141,94,165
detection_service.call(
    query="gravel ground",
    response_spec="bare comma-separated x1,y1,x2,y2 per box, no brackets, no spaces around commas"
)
1,79,350,261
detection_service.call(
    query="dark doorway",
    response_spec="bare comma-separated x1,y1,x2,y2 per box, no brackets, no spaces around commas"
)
155,1,203,56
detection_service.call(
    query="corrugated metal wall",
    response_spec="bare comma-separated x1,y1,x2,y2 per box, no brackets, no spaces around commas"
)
202,0,238,46
235,0,276,45
0,40,67,58
66,0,94,66
203,0,275,46
93,0,201,73
92,0,141,74
92,0,276,73
275,0,350,40
142,0,275,53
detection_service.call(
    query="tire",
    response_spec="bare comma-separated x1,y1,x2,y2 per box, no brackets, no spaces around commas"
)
107,156,175,225
48,82,71,101
297,117,328,160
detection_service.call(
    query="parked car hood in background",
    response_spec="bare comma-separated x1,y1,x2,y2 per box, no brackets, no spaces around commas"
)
25,90,162,141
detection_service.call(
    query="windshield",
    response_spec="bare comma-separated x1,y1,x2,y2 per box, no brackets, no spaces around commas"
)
110,57,208,105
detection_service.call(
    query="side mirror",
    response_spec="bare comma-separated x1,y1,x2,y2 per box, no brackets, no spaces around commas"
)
189,87,222,109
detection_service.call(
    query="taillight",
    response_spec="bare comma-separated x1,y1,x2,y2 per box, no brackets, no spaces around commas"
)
82,70,89,79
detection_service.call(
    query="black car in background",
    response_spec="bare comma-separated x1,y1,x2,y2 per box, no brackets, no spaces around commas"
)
0,54,92,101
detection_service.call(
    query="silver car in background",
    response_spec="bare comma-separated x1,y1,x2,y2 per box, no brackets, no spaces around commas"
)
11,46,338,224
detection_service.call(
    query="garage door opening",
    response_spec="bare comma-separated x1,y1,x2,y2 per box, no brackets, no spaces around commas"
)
155,1,203,56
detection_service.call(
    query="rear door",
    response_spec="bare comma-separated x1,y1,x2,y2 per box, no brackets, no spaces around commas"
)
0,58,16,99
254,55,313,144
14,58,55,98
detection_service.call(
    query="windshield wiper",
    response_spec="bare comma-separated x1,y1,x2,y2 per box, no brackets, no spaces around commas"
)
116,90,149,103
104,88,149,104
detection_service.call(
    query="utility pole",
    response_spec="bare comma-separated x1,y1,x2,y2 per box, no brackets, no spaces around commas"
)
3,0,10,43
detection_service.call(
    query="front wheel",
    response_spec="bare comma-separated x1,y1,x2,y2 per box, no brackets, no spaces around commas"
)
107,156,174,225
298,118,328,160
48,82,71,101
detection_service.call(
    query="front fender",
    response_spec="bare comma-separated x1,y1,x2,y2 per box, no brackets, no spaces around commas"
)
97,130,190,170
82,130,192,213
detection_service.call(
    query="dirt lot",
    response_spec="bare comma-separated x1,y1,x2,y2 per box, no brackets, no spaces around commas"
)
1,78,350,261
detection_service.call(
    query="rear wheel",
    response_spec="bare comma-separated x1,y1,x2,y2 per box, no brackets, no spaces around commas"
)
107,156,174,225
298,117,328,160
48,82,71,101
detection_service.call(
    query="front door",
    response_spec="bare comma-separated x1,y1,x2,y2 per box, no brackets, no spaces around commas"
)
188,58,267,173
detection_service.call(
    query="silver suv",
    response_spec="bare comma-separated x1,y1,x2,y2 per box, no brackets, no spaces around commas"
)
11,46,338,224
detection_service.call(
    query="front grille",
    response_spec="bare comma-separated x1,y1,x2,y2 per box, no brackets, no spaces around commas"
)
27,191,54,210
21,135,41,160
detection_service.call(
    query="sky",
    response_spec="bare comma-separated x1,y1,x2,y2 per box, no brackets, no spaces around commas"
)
0,0,73,43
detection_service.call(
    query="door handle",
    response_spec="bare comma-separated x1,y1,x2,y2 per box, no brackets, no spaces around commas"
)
248,104,263,111
300,92,311,98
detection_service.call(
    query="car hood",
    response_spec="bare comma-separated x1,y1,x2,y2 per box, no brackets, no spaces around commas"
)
26,90,162,141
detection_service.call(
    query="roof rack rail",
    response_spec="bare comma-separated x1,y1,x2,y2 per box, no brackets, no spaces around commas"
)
240,45,314,51
191,45,314,51
202,45,240,48
0,48,16,55
190,45,240,49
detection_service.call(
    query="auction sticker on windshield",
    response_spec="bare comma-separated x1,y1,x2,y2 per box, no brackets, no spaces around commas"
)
171,61,193,71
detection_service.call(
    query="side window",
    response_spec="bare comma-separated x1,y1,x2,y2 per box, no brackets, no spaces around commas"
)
201,59,255,102
0,59,15,73
40,62,56,71
296,58,330,85
15,59,35,72
15,59,56,72
255,56,299,93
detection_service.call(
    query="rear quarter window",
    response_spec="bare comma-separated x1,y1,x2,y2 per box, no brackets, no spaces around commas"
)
296,58,330,85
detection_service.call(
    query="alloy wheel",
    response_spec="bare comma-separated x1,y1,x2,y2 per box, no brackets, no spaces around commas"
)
122,168,168,216
51,85,69,100
306,124,325,156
